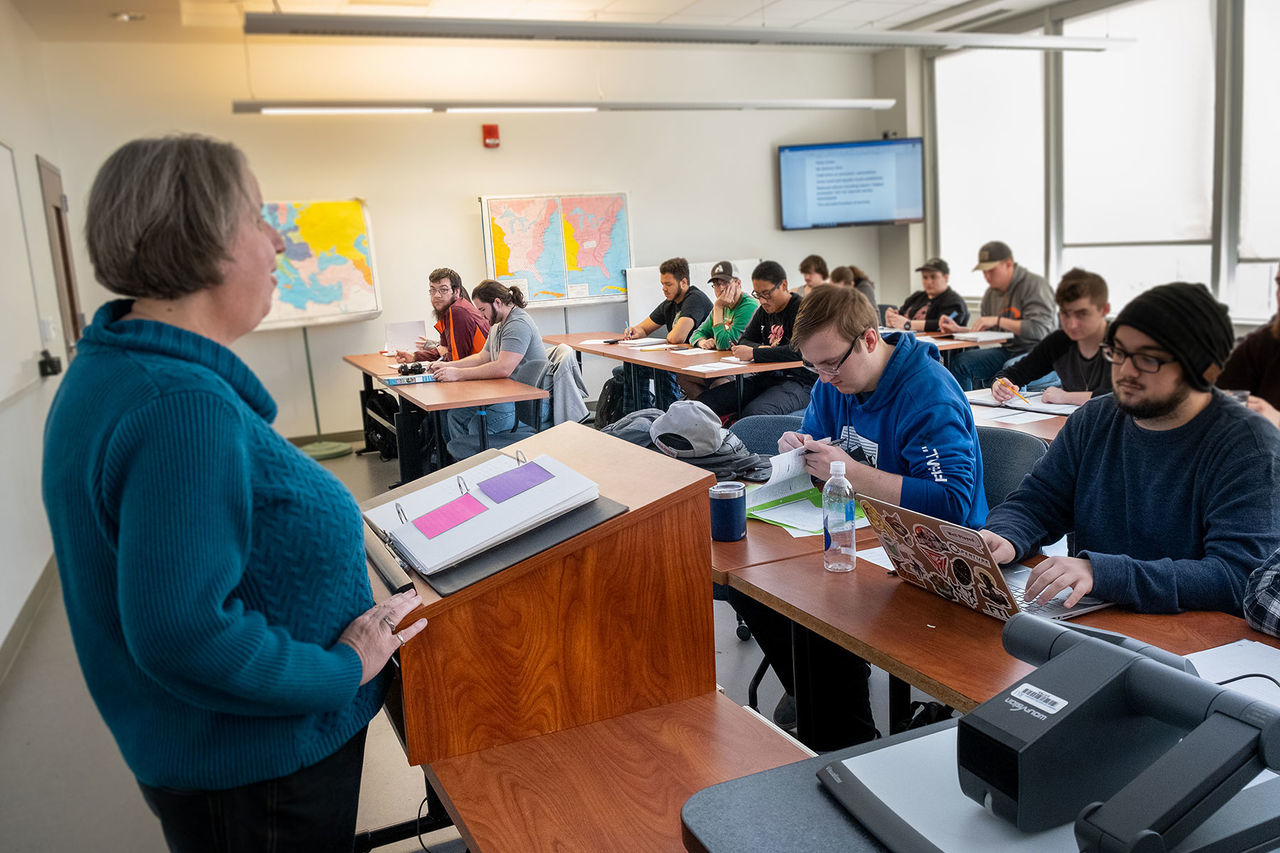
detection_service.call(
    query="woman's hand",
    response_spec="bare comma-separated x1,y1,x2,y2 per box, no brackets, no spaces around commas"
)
338,588,428,685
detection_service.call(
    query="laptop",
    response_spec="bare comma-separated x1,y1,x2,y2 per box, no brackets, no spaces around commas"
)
856,495,1112,621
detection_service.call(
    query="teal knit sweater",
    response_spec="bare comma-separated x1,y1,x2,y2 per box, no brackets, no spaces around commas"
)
42,300,386,790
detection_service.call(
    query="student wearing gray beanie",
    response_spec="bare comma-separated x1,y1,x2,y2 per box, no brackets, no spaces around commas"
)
981,281,1280,617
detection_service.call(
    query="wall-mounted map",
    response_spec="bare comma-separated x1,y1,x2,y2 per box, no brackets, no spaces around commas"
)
481,193,631,306
257,199,381,330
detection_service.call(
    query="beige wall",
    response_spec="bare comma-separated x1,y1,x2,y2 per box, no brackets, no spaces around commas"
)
3,16,930,643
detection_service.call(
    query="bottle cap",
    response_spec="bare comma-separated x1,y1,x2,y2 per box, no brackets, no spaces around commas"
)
830,461,845,476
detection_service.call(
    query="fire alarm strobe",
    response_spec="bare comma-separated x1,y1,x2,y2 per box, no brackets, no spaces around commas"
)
483,124,499,148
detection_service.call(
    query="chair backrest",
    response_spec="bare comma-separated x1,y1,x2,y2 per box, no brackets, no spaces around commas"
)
729,414,804,456
509,358,550,431
876,303,894,325
977,426,1049,509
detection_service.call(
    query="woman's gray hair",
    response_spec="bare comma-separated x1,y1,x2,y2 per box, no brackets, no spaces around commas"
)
86,135,253,299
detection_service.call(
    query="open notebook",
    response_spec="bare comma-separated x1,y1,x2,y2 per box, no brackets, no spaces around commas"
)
363,454,598,577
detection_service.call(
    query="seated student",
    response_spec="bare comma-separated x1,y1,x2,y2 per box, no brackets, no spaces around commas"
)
1244,546,1280,638
883,257,969,332
798,254,829,294
990,267,1112,406
723,285,987,749
830,264,877,306
942,241,1056,391
616,256,712,411
980,282,1280,615
696,261,813,420
395,267,488,364
678,261,759,400
432,280,547,456
1216,268,1280,429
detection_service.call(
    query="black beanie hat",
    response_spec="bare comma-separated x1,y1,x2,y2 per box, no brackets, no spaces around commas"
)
1106,282,1235,392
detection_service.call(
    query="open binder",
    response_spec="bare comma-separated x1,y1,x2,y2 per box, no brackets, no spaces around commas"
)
363,453,599,578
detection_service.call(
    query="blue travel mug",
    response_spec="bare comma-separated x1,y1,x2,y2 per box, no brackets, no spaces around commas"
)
709,482,747,542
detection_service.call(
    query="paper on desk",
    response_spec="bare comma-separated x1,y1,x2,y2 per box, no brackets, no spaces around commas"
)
858,546,896,571
746,447,810,507
992,411,1055,424
968,389,1079,416
750,491,823,534
385,320,428,354
721,356,750,364
684,361,739,373
580,339,611,345
970,406,1009,422
619,337,668,347
671,347,714,356
1185,640,1280,705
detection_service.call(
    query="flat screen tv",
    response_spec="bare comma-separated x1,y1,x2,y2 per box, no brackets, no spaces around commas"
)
777,137,924,230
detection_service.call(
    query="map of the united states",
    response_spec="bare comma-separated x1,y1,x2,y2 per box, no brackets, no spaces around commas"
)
487,193,630,303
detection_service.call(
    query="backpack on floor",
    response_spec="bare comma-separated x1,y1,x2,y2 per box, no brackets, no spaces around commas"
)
594,375,626,429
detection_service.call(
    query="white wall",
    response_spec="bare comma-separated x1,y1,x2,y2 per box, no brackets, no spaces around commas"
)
0,0,62,651
38,37,884,438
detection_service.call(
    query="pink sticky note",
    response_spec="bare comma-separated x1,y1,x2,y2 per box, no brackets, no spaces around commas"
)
412,493,486,539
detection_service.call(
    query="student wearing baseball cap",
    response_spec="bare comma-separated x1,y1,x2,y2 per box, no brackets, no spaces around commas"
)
981,282,1280,616
884,257,969,333
680,261,759,399
942,240,1056,390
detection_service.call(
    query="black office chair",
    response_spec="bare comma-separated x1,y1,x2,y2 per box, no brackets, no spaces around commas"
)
976,425,1049,509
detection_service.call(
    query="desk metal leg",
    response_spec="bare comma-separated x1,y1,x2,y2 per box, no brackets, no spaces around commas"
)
477,408,488,451
393,398,426,486
352,778,457,853
735,375,744,418
356,373,380,455
888,675,912,734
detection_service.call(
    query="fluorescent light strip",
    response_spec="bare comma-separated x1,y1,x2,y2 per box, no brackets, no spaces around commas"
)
445,107,598,114
234,99,895,115
261,106,435,115
243,12,1129,52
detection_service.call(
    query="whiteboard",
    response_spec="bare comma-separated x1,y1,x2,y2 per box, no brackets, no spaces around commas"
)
0,140,43,404
623,258,762,326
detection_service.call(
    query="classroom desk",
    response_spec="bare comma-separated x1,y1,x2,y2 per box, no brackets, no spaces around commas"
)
727,547,1280,716
970,402,1069,442
362,423,811,851
342,352,547,482
710,520,824,583
544,331,806,414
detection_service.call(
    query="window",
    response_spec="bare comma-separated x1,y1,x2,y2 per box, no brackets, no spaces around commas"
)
1062,0,1214,244
1239,0,1280,261
935,43,1044,298
1059,245,1212,312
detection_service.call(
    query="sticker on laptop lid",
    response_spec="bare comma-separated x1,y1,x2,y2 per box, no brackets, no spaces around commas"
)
939,522,985,553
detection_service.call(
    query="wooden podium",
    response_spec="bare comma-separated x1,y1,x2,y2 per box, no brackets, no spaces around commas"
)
363,421,719,765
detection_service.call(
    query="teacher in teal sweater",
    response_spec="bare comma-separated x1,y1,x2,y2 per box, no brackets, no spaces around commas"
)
41,135,427,853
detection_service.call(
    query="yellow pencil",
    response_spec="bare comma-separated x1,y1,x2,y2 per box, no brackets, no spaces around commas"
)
998,377,1031,404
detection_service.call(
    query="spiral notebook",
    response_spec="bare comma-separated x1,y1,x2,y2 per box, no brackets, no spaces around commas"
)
362,453,599,577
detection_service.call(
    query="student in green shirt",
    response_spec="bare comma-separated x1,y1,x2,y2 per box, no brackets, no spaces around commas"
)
679,261,759,399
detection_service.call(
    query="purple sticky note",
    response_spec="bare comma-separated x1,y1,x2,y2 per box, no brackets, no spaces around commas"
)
413,493,486,539
477,462,554,504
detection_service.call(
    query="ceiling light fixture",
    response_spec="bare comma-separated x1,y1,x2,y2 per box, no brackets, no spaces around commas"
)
110,11,145,23
233,99,895,116
242,12,1126,52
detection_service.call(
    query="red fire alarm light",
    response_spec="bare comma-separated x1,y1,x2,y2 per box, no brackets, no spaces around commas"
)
482,124,500,148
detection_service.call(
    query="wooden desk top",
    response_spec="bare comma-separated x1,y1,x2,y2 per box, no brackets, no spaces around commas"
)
545,332,805,379
911,332,980,353
729,550,1280,712
395,376,548,412
425,692,810,853
970,402,1069,443
343,351,402,378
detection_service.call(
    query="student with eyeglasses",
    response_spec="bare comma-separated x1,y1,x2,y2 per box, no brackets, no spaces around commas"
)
981,282,1280,617
696,260,815,419
722,283,986,749
394,267,489,364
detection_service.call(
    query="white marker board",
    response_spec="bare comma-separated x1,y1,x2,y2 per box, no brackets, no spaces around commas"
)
0,140,43,405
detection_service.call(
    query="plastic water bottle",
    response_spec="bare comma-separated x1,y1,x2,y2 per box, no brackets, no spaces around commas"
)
823,461,856,573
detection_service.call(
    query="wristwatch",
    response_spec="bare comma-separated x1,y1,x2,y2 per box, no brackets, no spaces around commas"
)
904,320,912,331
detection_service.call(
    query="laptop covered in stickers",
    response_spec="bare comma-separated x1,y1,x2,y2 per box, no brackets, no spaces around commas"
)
856,495,1112,621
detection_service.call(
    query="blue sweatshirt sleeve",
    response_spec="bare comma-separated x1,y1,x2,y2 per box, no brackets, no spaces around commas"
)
1084,442,1280,614
109,393,364,717
894,399,986,526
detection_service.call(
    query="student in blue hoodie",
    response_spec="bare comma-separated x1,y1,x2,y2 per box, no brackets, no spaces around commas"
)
725,285,986,749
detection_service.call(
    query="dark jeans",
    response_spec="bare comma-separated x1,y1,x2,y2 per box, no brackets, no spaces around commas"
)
698,374,813,419
724,587,877,751
613,363,682,412
947,345,1016,391
138,728,368,853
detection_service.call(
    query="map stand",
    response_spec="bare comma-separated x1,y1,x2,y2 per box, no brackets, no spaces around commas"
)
300,325,353,460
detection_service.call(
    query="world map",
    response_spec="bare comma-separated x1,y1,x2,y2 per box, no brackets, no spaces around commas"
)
258,199,381,330
484,193,631,304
